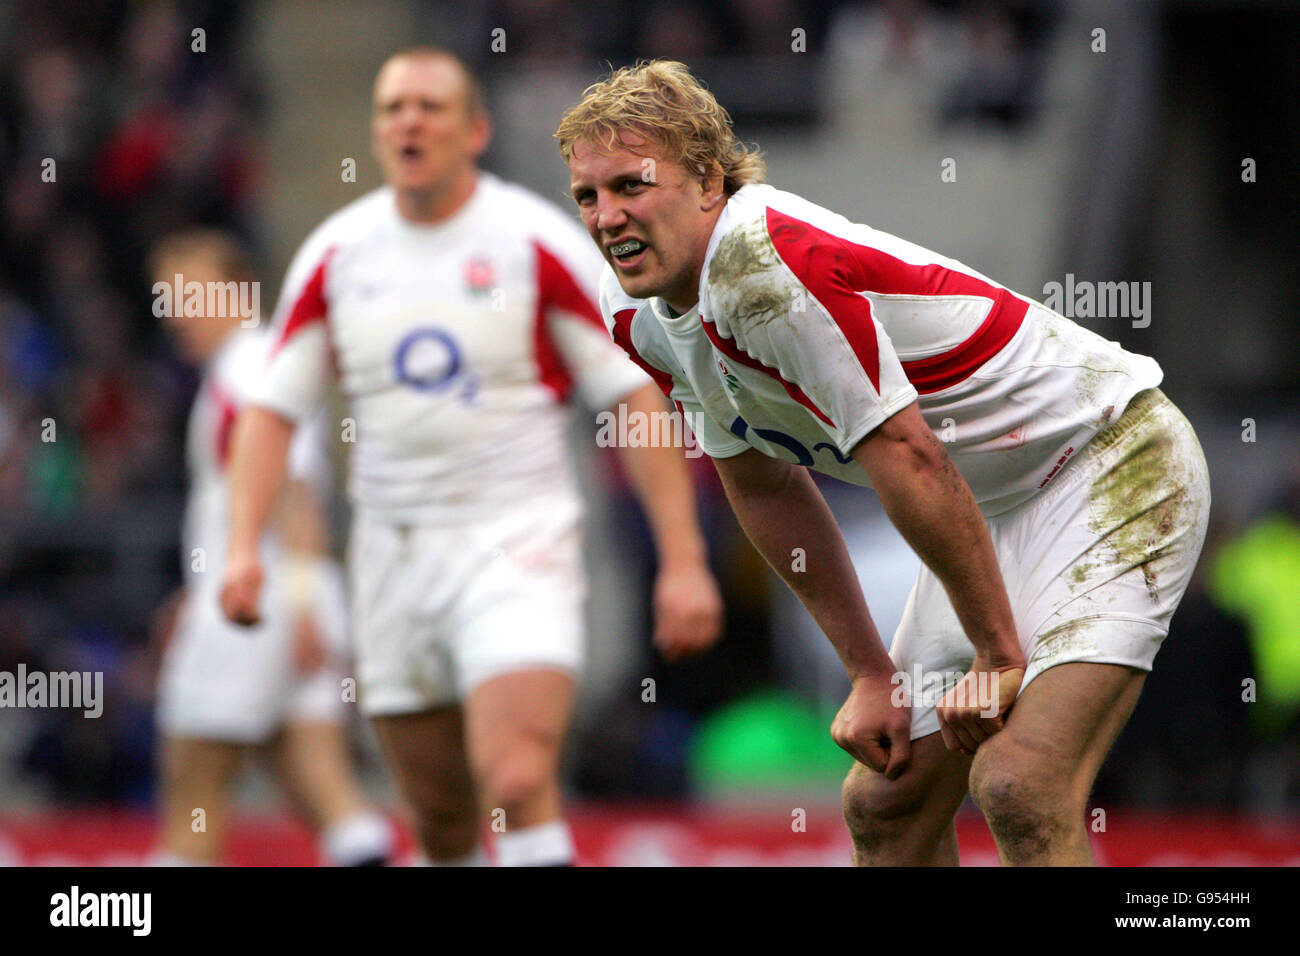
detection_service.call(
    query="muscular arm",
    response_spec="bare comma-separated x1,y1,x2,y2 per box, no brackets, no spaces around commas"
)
711,448,894,680
220,405,296,625
852,402,1025,754
713,400,1027,768
850,402,1022,667
712,447,911,775
613,384,723,659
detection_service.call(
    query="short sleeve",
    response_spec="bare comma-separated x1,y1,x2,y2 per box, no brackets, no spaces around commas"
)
709,211,919,455
249,240,335,421
532,225,653,409
548,313,652,409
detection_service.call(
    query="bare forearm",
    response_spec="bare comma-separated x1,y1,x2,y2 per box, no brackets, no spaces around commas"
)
859,426,1022,665
276,479,328,558
227,406,295,557
716,456,893,679
615,386,708,568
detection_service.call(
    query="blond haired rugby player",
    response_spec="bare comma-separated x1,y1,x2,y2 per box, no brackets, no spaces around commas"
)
559,60,1210,866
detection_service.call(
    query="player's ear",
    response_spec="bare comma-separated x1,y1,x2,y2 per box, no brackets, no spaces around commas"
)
699,162,726,212
469,109,492,158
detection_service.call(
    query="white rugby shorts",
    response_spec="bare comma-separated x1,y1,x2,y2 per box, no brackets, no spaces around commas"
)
156,563,349,743
891,388,1212,739
348,501,586,716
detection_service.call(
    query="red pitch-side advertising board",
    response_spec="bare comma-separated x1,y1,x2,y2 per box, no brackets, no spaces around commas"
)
1,806,1297,866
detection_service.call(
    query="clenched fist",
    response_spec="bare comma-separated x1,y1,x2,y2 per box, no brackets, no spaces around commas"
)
220,549,264,627
652,560,724,662
832,674,913,779
936,656,1025,755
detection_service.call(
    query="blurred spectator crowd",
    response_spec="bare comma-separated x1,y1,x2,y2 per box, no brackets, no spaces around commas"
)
0,0,261,804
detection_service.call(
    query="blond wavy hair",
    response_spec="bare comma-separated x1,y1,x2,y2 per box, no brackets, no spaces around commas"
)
555,60,765,195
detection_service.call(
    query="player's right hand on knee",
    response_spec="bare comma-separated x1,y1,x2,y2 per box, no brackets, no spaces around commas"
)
936,657,1024,755
832,675,912,780
220,550,264,627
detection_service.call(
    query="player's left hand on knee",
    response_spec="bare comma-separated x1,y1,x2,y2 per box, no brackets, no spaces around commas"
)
937,660,1025,756
651,561,724,661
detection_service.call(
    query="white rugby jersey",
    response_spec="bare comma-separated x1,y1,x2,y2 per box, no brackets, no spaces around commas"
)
183,328,329,586
251,173,649,523
600,183,1163,517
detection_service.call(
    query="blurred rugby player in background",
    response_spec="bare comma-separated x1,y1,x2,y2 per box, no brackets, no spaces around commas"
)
152,230,394,866
220,49,722,866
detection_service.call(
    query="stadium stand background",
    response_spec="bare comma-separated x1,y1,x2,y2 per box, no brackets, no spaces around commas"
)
1,0,1297,863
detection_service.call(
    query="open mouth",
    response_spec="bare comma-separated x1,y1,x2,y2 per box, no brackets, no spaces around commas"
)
399,145,423,162
609,239,647,265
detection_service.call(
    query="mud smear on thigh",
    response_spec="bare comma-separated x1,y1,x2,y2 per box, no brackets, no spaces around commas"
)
1084,409,1195,604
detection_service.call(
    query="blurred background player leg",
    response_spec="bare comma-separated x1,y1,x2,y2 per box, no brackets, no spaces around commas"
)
371,709,483,866
367,673,577,867
465,669,577,866
155,736,243,865
262,567,395,867
266,720,395,867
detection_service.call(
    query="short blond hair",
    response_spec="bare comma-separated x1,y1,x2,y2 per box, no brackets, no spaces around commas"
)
149,228,255,284
376,46,485,117
555,60,765,195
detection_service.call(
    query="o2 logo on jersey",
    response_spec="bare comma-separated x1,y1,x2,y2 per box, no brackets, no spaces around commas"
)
729,415,853,467
393,328,478,403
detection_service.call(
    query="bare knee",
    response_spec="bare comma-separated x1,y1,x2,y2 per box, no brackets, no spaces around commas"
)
477,744,556,819
969,747,1082,860
841,763,931,853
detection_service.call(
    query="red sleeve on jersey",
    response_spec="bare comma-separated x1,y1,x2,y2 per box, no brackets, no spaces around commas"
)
766,207,1027,394
610,308,674,399
271,248,334,357
534,241,606,329
766,209,883,392
532,240,609,400
210,380,240,470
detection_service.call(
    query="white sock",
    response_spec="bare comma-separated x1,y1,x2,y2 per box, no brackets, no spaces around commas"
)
321,811,394,866
494,820,575,867
416,846,488,867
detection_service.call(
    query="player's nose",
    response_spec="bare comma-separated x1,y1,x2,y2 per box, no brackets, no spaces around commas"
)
594,196,628,232
395,103,423,131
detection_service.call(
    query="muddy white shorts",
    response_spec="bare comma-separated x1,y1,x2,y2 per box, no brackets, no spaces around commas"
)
348,501,586,717
156,563,349,743
891,388,1211,740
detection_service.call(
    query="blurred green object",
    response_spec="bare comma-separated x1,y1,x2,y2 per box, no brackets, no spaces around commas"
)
1210,515,1300,737
29,434,82,516
689,690,852,792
